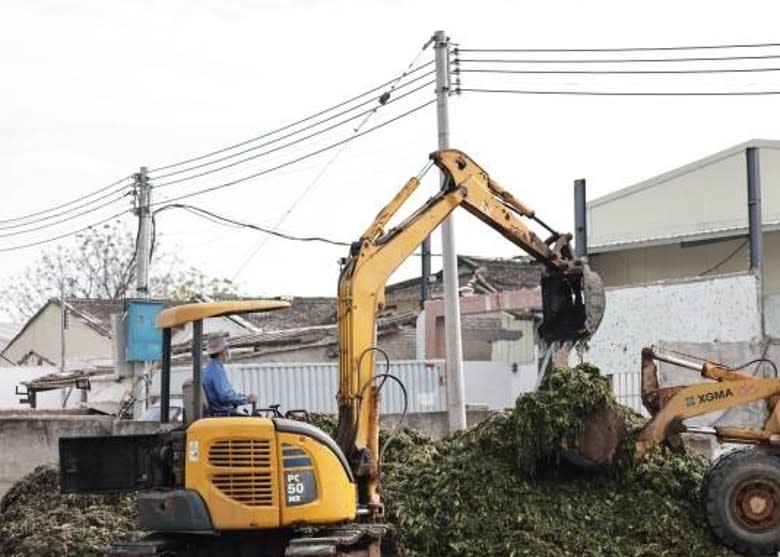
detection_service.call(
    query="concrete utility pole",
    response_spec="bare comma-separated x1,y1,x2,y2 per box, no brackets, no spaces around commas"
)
435,30,467,432
132,167,152,418
135,166,152,299
60,281,66,374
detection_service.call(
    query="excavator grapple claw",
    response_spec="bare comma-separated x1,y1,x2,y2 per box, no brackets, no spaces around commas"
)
539,263,605,344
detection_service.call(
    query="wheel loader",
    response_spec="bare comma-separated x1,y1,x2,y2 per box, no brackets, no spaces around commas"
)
636,346,780,555
58,149,607,556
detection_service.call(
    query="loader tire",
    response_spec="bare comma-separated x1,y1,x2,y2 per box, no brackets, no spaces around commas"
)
703,448,780,555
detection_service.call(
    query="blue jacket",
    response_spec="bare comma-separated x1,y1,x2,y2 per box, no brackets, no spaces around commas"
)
203,358,249,415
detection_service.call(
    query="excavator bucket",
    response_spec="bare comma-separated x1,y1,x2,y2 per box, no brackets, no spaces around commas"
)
537,263,613,468
539,263,605,344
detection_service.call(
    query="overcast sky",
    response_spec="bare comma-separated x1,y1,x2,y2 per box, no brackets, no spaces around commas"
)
2,0,780,315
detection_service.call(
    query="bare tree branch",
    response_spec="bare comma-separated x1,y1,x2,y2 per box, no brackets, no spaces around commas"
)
0,220,237,321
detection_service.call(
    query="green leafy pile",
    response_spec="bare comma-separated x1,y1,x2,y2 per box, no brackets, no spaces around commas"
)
0,465,141,557
513,363,618,476
0,366,738,557
380,365,739,557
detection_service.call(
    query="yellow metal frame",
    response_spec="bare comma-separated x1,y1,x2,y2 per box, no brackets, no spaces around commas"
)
185,418,356,530
156,300,291,329
637,347,780,462
336,149,584,508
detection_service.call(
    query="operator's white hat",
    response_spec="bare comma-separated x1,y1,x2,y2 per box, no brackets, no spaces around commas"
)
207,335,228,355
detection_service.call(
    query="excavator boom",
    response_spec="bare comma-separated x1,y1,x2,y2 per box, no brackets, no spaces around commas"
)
334,149,606,512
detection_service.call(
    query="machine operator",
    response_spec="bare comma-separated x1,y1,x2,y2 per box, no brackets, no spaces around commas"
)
202,335,257,416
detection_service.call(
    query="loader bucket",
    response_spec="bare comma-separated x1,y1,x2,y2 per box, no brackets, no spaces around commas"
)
539,263,605,344
563,407,627,470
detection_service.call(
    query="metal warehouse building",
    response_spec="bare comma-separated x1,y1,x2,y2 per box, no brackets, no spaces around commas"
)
582,139,780,417
589,139,780,335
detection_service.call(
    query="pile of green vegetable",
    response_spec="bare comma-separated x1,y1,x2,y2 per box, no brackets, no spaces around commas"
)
0,364,739,556
0,465,141,556
381,364,738,556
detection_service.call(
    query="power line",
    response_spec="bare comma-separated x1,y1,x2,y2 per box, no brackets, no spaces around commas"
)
456,53,780,64
151,99,435,207
459,87,780,96
0,189,132,238
699,239,749,276
0,53,435,251
456,66,780,75
0,186,133,233
0,175,131,226
231,40,436,280
148,60,434,174
153,203,445,255
457,42,780,53
151,70,435,181
155,204,350,246
153,78,435,187
0,210,129,253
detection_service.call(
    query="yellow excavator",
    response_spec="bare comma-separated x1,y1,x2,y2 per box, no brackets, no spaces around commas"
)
636,346,780,555
59,149,605,556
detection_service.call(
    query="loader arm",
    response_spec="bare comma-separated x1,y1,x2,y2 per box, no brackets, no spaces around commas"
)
334,149,605,512
636,346,780,462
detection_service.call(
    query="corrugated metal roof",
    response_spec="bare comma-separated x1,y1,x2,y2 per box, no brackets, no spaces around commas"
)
586,138,780,252
589,221,780,254
588,139,780,209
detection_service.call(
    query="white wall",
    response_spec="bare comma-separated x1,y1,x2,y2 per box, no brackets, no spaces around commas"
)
761,146,780,224
490,315,535,364
589,150,748,247
1,303,112,367
0,366,80,409
463,360,538,409
588,143,780,249
584,273,762,377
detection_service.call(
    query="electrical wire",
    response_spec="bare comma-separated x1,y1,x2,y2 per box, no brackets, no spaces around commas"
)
148,60,434,174
154,203,351,246
0,189,132,238
0,175,132,226
0,210,130,253
152,202,443,255
153,80,435,188
698,239,748,276
456,66,780,75
732,357,778,378
127,203,143,278
150,99,435,207
459,87,780,96
230,41,436,280
455,53,780,64
352,347,392,450
376,373,408,470
457,42,780,53
150,70,435,181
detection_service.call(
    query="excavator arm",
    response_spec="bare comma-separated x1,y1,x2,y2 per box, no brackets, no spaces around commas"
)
334,149,605,512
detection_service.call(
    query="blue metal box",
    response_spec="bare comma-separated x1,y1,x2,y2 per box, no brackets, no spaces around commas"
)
126,300,163,362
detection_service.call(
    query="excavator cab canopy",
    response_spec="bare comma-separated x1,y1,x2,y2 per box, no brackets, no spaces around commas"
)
155,299,291,424
156,300,291,328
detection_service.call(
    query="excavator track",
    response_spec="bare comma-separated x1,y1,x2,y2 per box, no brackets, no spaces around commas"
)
105,525,390,557
285,524,390,557
107,531,293,557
